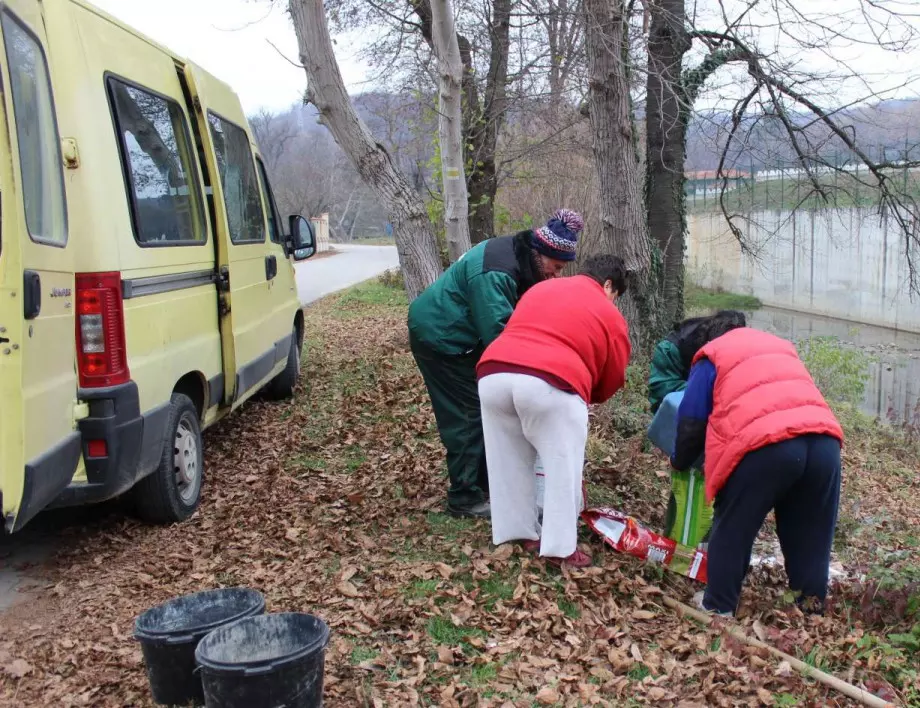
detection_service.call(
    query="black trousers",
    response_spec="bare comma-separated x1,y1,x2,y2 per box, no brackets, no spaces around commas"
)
409,333,489,507
703,434,841,614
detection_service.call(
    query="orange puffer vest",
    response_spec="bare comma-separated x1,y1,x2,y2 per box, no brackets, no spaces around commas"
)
693,328,844,502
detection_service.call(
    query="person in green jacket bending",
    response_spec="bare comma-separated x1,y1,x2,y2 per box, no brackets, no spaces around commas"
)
408,209,585,518
647,310,746,412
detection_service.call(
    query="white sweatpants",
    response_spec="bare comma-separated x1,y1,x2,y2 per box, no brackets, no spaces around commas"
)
479,373,589,558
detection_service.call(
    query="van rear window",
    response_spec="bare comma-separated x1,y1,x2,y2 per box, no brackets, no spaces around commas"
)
207,113,265,245
2,11,67,247
108,78,206,246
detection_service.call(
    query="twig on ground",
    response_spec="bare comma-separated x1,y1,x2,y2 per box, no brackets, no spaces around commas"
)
662,596,897,708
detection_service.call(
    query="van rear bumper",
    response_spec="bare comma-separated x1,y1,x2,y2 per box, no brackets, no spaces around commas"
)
6,433,83,533
49,382,170,509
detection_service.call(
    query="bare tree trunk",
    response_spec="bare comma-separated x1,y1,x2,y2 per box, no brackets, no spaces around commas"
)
580,0,662,349
646,0,690,329
288,0,442,299
409,0,509,243
470,0,511,242
429,0,472,261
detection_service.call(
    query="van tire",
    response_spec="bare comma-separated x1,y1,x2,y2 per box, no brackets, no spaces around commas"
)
266,327,300,400
133,393,203,524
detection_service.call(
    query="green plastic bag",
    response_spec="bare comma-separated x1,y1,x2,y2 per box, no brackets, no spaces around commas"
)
663,467,713,548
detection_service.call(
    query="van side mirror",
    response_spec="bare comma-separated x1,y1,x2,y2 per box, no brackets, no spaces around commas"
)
289,215,316,261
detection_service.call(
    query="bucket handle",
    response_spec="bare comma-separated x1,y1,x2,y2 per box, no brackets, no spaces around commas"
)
242,663,277,677
164,633,196,645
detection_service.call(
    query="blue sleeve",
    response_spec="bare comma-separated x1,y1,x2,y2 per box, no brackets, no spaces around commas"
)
670,359,716,470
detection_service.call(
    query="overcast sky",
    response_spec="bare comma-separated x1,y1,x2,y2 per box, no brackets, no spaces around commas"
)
91,0,371,115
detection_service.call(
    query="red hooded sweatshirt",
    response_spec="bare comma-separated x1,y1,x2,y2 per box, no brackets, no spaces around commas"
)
476,275,631,404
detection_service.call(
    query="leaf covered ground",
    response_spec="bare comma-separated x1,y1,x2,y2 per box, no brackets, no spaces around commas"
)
1,276,918,707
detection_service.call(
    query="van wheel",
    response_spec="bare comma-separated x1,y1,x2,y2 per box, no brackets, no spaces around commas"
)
266,327,300,400
133,393,203,523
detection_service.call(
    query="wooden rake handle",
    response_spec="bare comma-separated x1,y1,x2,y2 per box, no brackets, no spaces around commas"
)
661,596,897,708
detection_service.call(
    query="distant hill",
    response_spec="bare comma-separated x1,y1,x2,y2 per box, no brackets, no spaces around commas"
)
270,92,920,186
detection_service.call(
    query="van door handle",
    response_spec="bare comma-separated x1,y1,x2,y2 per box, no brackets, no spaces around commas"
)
265,255,277,281
23,270,41,320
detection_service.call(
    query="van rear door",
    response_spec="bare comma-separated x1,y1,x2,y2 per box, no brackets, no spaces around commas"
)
0,1,80,532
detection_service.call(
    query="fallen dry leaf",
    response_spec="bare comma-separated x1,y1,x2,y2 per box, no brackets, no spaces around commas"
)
775,660,794,677
337,581,360,598
534,686,561,705
4,659,33,678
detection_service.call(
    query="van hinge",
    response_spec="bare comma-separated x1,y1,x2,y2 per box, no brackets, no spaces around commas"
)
73,400,90,423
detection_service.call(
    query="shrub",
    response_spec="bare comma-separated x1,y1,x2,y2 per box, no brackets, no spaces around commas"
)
797,336,872,406
377,268,406,291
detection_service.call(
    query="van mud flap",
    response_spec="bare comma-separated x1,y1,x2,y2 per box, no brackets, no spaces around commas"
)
8,433,82,532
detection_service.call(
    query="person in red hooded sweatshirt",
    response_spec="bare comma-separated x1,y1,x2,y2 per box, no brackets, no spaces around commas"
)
476,255,631,568
670,317,844,616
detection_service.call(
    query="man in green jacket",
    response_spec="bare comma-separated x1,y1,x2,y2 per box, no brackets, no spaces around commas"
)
647,316,707,413
647,311,746,412
409,209,585,518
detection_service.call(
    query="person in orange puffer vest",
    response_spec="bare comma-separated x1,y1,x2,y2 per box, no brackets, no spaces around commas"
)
670,321,844,616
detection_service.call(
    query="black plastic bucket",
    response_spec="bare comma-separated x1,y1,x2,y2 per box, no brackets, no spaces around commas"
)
195,612,330,708
134,587,266,706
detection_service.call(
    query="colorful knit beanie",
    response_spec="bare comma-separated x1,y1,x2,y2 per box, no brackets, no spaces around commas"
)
531,209,584,262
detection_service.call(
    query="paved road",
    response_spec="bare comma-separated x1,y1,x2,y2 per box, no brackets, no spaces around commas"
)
296,243,399,305
0,244,400,613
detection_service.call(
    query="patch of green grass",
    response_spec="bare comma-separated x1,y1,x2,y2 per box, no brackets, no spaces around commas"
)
479,575,516,610
558,598,581,619
774,694,800,707
426,512,476,539
350,646,379,665
627,663,651,680
332,279,407,315
404,578,440,599
393,538,442,563
289,454,328,471
468,663,498,686
344,444,367,472
426,616,487,646
685,283,762,312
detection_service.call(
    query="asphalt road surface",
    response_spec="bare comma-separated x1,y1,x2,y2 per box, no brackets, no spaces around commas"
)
0,244,400,612
296,243,399,305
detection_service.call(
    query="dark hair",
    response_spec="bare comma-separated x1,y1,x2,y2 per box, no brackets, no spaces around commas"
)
705,309,747,340
580,254,628,295
676,310,746,367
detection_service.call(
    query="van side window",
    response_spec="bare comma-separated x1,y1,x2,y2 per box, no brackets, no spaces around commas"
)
207,113,265,244
2,11,67,246
255,157,282,244
107,78,206,246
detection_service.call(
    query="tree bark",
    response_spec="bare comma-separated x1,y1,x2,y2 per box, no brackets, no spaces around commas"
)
429,0,472,261
409,0,509,243
646,0,691,329
580,0,663,349
288,0,442,299
469,0,510,243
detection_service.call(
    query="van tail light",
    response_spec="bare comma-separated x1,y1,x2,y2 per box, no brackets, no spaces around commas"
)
75,272,129,388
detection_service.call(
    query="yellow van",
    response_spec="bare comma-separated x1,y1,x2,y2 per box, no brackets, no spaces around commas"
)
0,0,316,533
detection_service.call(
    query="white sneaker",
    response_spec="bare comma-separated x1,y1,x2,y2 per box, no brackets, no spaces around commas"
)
693,591,733,617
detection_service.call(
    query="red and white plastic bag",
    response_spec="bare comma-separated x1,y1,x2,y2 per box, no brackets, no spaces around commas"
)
582,507,708,583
